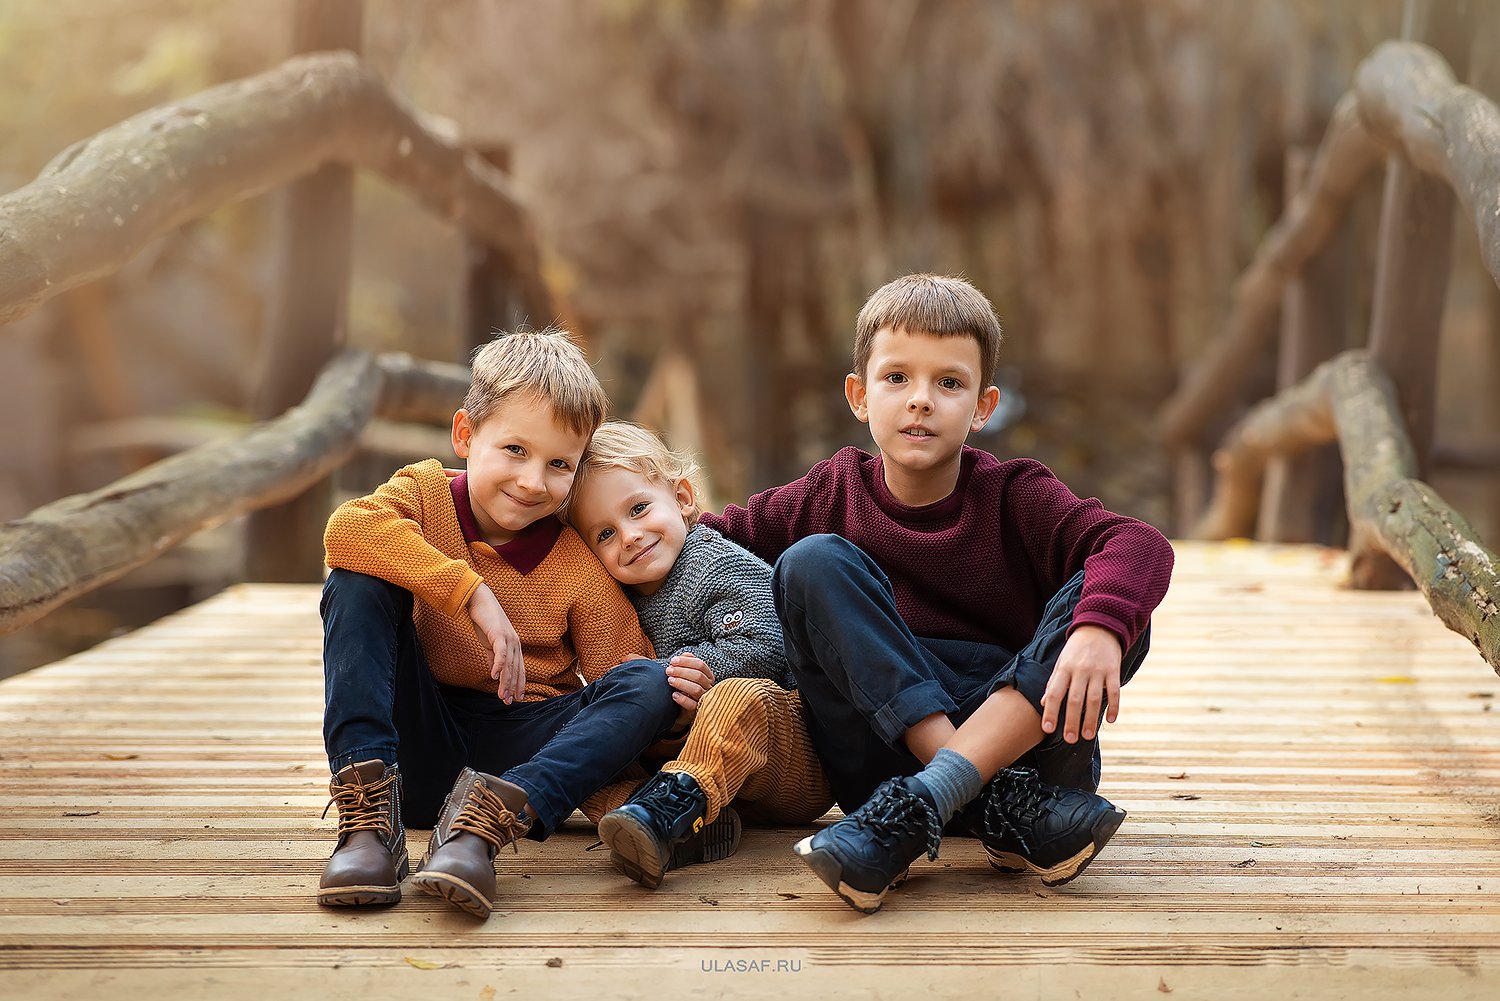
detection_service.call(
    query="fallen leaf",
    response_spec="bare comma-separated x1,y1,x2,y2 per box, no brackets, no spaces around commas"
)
1205,706,1223,713
698,895,720,906
1170,794,1201,801
1250,841,1267,847
52,899,70,906
102,753,138,761
1376,676,1416,685
545,957,563,968
479,987,496,1001
1167,772,1188,780
1158,978,1173,994
777,892,800,900
62,811,99,817
1230,859,1256,868
404,957,442,970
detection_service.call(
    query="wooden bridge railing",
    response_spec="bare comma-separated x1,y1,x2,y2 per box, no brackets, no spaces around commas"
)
1160,31,1500,675
0,48,557,635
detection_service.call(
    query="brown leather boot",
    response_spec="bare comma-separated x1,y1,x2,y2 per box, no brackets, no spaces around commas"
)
410,767,532,917
318,760,409,906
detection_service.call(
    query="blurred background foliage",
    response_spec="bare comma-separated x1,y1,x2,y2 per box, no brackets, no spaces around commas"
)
1,0,1497,676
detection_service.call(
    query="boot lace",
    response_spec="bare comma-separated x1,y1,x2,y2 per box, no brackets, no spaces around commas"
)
984,767,1040,855
848,781,942,862
633,774,699,821
322,769,397,841
452,781,528,854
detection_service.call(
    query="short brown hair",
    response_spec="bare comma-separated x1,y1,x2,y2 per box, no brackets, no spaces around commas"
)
461,327,608,437
566,421,705,525
852,274,1003,385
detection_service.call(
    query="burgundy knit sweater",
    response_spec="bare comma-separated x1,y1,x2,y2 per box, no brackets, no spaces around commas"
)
698,446,1173,653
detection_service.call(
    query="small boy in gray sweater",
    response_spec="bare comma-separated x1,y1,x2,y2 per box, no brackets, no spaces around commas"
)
566,422,832,888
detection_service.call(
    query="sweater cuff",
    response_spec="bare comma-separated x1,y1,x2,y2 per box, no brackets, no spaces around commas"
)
442,568,486,618
1068,611,1132,651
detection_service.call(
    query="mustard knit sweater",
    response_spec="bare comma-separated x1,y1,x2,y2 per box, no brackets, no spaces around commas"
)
324,459,653,699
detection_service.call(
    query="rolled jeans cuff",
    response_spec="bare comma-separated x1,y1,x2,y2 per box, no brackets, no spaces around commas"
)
871,679,957,748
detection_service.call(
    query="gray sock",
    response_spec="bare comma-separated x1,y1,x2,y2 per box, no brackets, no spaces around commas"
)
908,748,984,824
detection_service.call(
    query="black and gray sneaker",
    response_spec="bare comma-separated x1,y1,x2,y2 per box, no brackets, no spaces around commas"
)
978,766,1125,886
793,777,942,914
598,770,742,889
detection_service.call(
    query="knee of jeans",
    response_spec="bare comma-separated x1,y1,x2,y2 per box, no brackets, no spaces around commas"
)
604,658,675,705
775,534,858,595
322,568,406,615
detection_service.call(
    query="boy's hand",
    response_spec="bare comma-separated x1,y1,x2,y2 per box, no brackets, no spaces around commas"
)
665,653,715,731
468,583,526,704
1040,625,1122,744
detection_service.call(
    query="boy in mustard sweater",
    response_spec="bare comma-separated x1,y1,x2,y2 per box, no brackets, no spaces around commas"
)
317,328,710,919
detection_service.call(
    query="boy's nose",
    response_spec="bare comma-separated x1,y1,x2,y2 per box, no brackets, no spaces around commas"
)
907,393,933,414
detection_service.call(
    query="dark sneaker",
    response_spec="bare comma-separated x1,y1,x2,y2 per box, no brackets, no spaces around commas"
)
410,768,531,918
792,777,941,914
598,770,741,889
978,766,1125,886
318,760,409,906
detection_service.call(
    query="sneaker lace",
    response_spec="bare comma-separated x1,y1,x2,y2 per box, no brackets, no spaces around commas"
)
984,767,1041,855
634,775,699,818
850,783,942,862
321,769,397,841
452,781,528,854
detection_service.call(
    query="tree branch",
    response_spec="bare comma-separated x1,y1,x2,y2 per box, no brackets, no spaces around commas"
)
0,351,470,634
0,51,553,327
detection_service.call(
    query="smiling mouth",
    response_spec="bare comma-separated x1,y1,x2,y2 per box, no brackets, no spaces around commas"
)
505,492,544,507
900,427,936,438
624,541,657,567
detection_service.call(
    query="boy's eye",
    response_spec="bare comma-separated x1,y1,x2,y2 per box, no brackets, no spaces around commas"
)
504,444,525,455
630,502,649,516
549,458,572,471
940,377,962,390
596,527,615,544
885,372,906,385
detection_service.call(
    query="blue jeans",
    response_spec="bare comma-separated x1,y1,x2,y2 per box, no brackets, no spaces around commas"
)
321,569,678,836
773,535,1150,812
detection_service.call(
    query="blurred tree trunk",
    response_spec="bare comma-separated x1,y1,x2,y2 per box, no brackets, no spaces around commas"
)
245,0,363,583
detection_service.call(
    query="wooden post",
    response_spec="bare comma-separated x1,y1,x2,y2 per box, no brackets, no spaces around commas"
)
1354,0,1471,587
462,146,527,359
244,0,363,583
1258,148,1349,543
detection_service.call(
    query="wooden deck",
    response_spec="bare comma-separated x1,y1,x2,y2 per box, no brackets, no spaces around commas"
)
2,541,1498,999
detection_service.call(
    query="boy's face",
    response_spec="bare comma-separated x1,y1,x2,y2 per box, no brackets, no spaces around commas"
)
568,465,695,596
451,393,589,546
846,326,999,496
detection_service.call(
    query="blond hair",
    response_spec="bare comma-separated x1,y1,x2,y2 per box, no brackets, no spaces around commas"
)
567,421,705,525
853,274,1004,385
461,327,608,436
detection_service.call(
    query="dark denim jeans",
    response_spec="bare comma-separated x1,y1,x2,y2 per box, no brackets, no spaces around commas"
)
773,535,1150,812
321,569,678,836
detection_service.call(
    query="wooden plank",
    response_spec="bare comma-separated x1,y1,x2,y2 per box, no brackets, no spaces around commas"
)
1,541,1498,999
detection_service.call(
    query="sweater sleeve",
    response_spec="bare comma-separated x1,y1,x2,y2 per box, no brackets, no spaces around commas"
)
323,466,484,618
1009,461,1174,650
670,552,795,690
568,560,656,684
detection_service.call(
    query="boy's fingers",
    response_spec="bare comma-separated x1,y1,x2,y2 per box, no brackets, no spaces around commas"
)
1082,679,1104,741
1064,681,1087,742
1106,676,1122,724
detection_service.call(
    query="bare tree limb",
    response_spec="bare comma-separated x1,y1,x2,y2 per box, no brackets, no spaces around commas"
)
0,351,470,635
0,51,553,328
1195,350,1500,674
1159,40,1500,447
1157,94,1383,445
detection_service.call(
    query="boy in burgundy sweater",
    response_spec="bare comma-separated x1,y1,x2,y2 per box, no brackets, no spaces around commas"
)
698,274,1174,913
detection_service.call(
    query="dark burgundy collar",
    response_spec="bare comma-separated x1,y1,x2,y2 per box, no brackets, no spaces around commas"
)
450,471,562,575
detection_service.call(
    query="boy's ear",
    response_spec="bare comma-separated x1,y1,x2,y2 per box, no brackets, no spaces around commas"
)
674,477,698,520
845,373,870,424
970,386,1001,433
451,410,474,459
